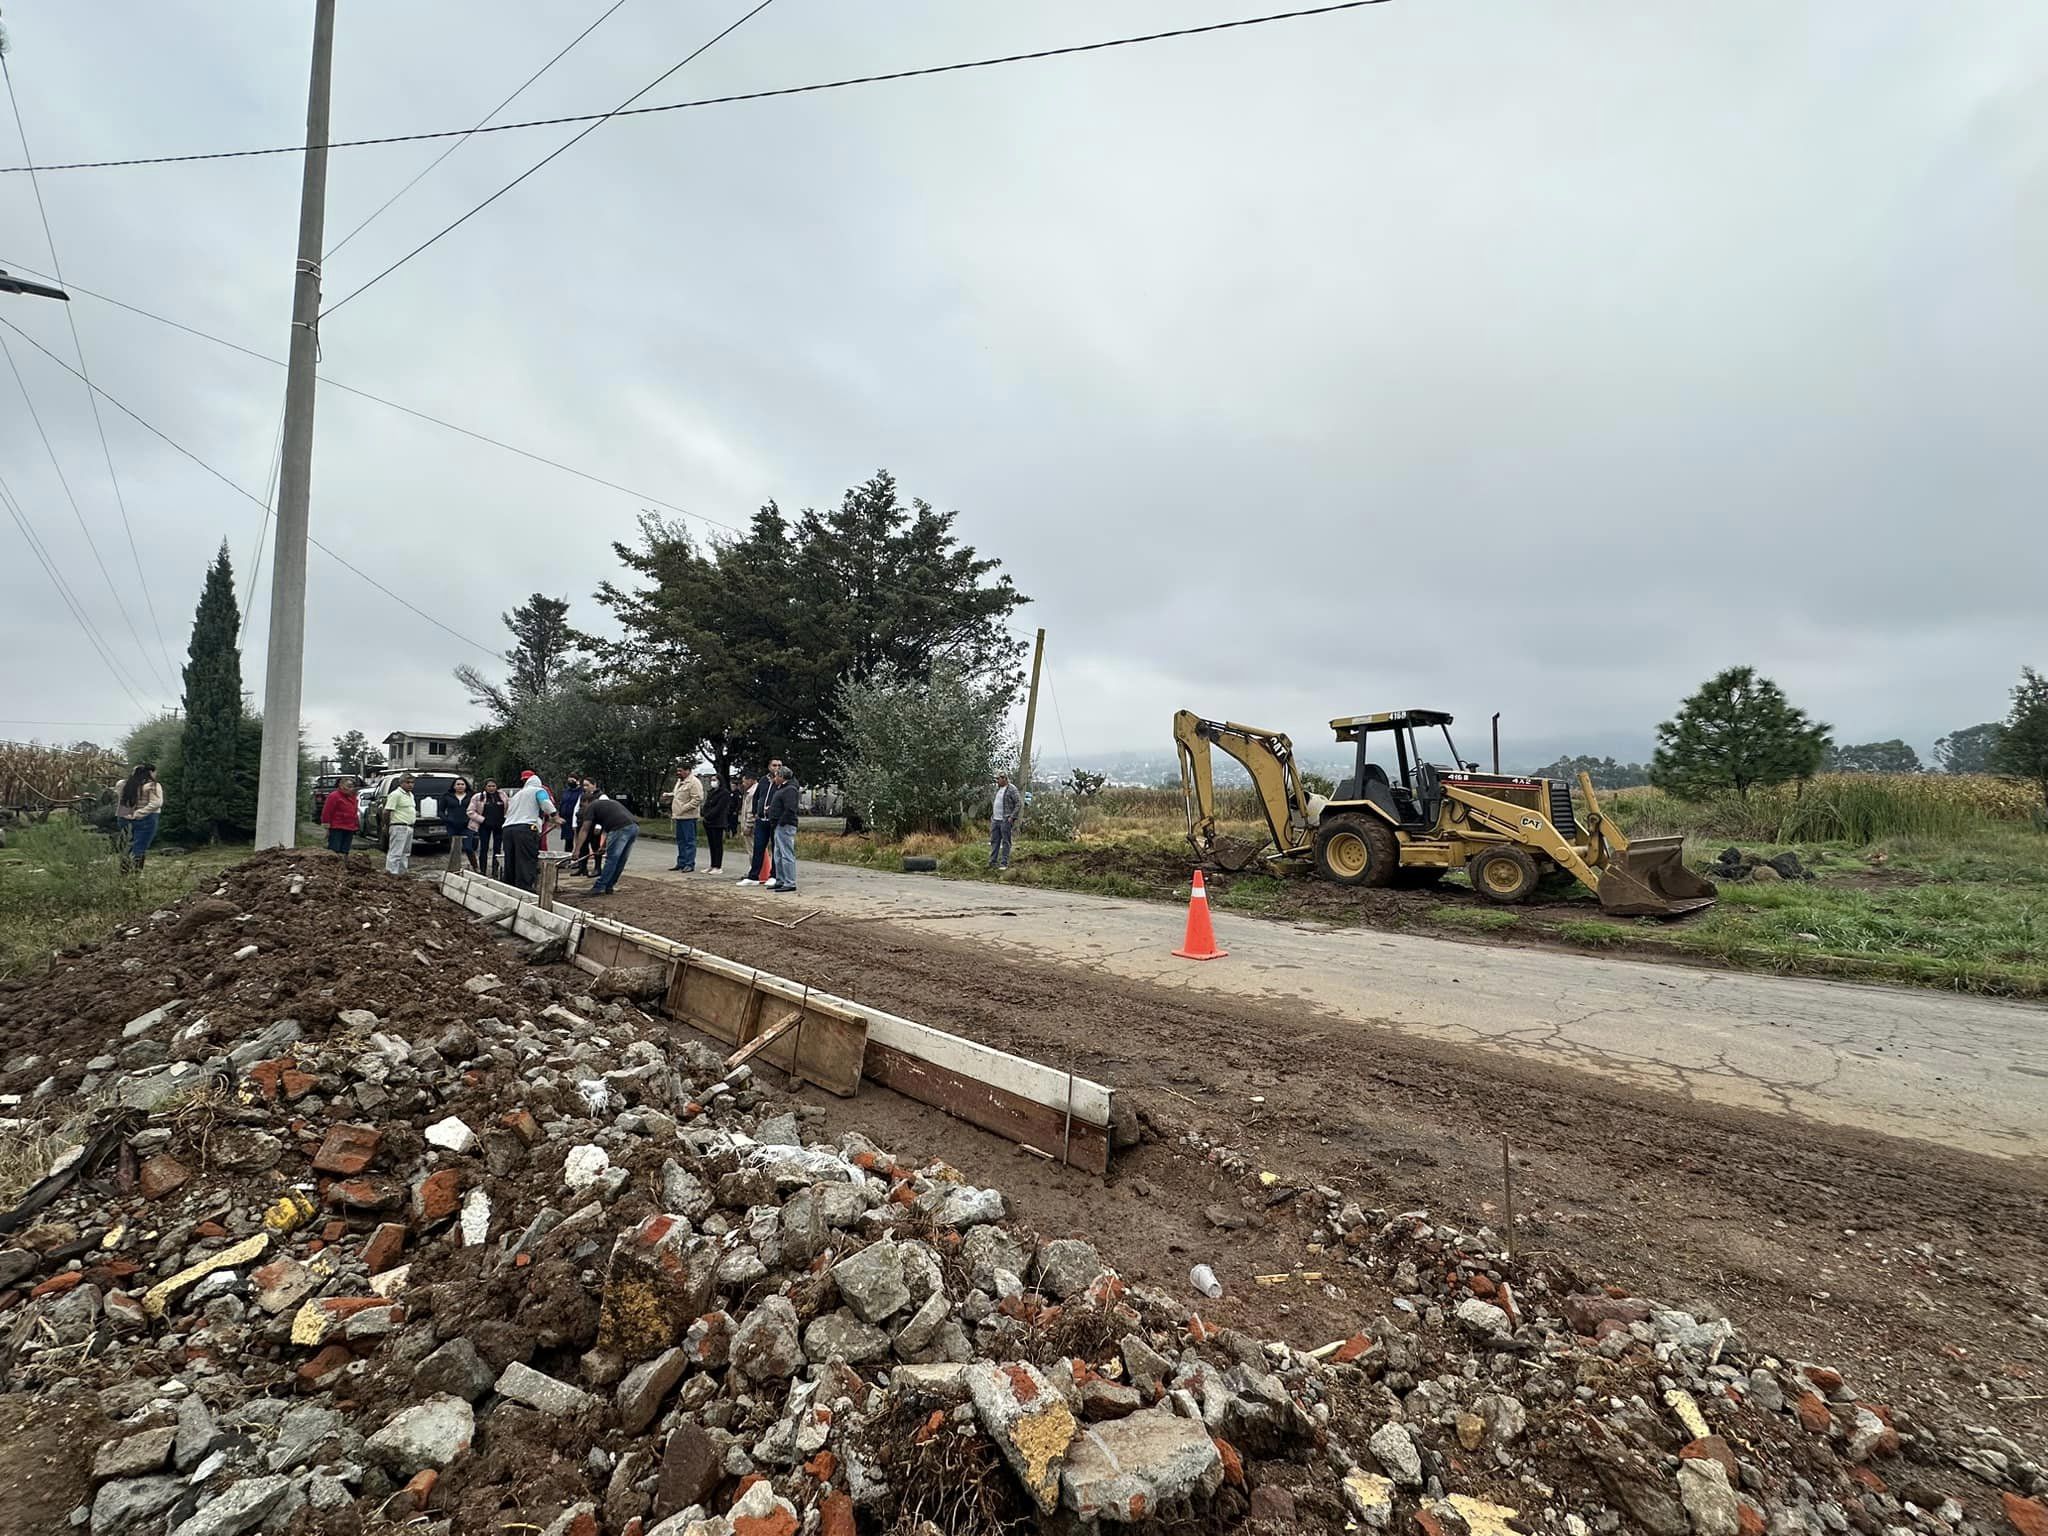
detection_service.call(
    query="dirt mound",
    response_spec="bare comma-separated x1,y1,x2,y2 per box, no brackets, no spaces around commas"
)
0,850,519,1098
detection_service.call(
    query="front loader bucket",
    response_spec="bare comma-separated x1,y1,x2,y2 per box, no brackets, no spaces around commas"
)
1597,835,1717,918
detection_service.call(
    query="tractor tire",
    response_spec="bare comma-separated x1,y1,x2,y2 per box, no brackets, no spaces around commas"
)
1314,814,1399,887
1467,845,1541,904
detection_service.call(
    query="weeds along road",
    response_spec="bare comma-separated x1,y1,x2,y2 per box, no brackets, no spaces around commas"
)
633,859,2048,1161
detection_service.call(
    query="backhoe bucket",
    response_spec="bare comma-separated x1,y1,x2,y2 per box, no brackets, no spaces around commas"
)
1596,835,1717,918
1207,835,1266,873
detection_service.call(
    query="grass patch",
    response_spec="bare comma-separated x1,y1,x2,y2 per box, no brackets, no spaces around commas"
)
0,818,245,980
1429,904,1519,931
1555,919,1636,947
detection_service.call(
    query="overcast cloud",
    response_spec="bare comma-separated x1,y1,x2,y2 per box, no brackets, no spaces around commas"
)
2,0,2043,774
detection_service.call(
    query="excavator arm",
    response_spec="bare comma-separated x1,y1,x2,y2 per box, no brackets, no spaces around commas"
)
1174,710,1315,870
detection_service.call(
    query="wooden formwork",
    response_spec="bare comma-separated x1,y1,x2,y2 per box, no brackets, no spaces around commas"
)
438,872,1116,1173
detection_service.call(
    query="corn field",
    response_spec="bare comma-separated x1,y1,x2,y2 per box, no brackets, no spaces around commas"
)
1605,773,2045,844
0,741,126,809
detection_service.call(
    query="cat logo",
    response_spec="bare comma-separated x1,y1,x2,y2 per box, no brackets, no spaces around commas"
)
1520,815,1542,830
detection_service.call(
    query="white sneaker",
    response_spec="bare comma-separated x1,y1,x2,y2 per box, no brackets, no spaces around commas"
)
736,877,757,885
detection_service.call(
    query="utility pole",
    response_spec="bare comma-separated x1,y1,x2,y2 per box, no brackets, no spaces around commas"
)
255,0,336,849
1016,627,1046,796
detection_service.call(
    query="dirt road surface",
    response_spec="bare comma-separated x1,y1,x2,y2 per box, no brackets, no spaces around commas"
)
632,858,2048,1160
597,861,2048,1456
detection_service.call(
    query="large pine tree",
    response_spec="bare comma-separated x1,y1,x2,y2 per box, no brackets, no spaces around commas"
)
1650,666,1830,800
174,543,245,841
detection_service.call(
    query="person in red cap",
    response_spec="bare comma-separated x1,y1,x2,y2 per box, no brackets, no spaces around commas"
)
500,769,556,891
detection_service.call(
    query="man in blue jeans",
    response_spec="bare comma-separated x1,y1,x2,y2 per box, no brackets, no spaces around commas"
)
572,778,640,896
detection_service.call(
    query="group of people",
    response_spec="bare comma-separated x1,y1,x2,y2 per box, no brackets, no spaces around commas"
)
295,753,821,898
663,759,804,891
316,769,643,895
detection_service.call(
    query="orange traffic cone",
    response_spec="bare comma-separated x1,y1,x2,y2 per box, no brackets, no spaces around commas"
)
1173,869,1228,960
755,844,775,883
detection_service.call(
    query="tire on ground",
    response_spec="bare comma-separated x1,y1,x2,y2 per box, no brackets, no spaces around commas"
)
1314,813,1399,887
1466,844,1541,903
902,855,939,873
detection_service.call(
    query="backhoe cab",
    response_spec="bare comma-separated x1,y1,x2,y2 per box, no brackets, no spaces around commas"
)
1174,707,1715,918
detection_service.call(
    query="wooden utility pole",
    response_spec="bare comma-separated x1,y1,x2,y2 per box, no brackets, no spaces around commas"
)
1016,628,1046,793
254,0,336,849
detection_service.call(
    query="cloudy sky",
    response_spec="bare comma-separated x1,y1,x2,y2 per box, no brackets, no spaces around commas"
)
2,0,2042,773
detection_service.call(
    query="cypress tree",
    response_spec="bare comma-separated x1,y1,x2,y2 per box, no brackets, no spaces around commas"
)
173,543,245,841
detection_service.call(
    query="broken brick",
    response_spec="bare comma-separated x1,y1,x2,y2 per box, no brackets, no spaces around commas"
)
362,1223,406,1274
1795,1392,1832,1435
1213,1436,1244,1489
818,1492,855,1536
803,1449,837,1484
312,1123,382,1176
31,1271,82,1298
2003,1494,2048,1536
298,1344,354,1385
414,1169,461,1226
1682,1436,1740,1483
138,1154,192,1200
1333,1331,1374,1364
327,1177,404,1213
498,1109,540,1145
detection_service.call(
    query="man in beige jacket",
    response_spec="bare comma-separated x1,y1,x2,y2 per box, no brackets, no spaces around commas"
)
669,765,706,871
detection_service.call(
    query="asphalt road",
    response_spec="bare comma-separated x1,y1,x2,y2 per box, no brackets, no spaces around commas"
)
635,859,2048,1162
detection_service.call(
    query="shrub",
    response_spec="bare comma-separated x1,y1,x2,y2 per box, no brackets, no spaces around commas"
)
831,662,1011,839
1021,790,1080,841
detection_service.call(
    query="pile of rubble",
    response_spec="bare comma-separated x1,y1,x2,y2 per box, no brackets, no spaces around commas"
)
1709,848,1817,884
0,852,2040,1536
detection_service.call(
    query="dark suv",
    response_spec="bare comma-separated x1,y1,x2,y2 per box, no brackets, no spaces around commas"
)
362,770,468,852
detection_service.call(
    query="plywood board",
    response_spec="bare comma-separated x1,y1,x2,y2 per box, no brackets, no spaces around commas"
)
863,1041,1111,1176
662,963,866,1096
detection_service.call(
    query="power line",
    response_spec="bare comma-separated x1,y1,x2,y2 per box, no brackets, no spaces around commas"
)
1045,661,1077,777
320,0,778,320
323,0,631,260
0,469,157,717
0,256,745,537
0,3,1390,177
0,315,501,658
0,328,162,702
238,393,288,644
2,54,179,690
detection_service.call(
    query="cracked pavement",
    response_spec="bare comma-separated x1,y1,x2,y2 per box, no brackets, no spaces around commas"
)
637,861,2048,1161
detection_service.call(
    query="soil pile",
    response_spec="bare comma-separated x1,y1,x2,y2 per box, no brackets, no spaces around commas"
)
0,853,2039,1536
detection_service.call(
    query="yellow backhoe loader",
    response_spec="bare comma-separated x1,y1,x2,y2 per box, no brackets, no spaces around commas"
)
1173,708,1715,917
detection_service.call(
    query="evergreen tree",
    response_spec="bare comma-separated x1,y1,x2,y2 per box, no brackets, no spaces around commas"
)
172,543,245,841
590,473,1028,783
1650,666,1829,800
1989,667,2048,802
1823,739,1922,774
1934,721,2005,775
454,594,576,723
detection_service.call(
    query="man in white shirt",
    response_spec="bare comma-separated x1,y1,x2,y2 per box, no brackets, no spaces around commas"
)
989,772,1022,871
501,770,556,892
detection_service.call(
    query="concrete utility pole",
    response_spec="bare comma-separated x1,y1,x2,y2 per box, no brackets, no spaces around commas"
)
1016,627,1046,795
255,0,336,849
